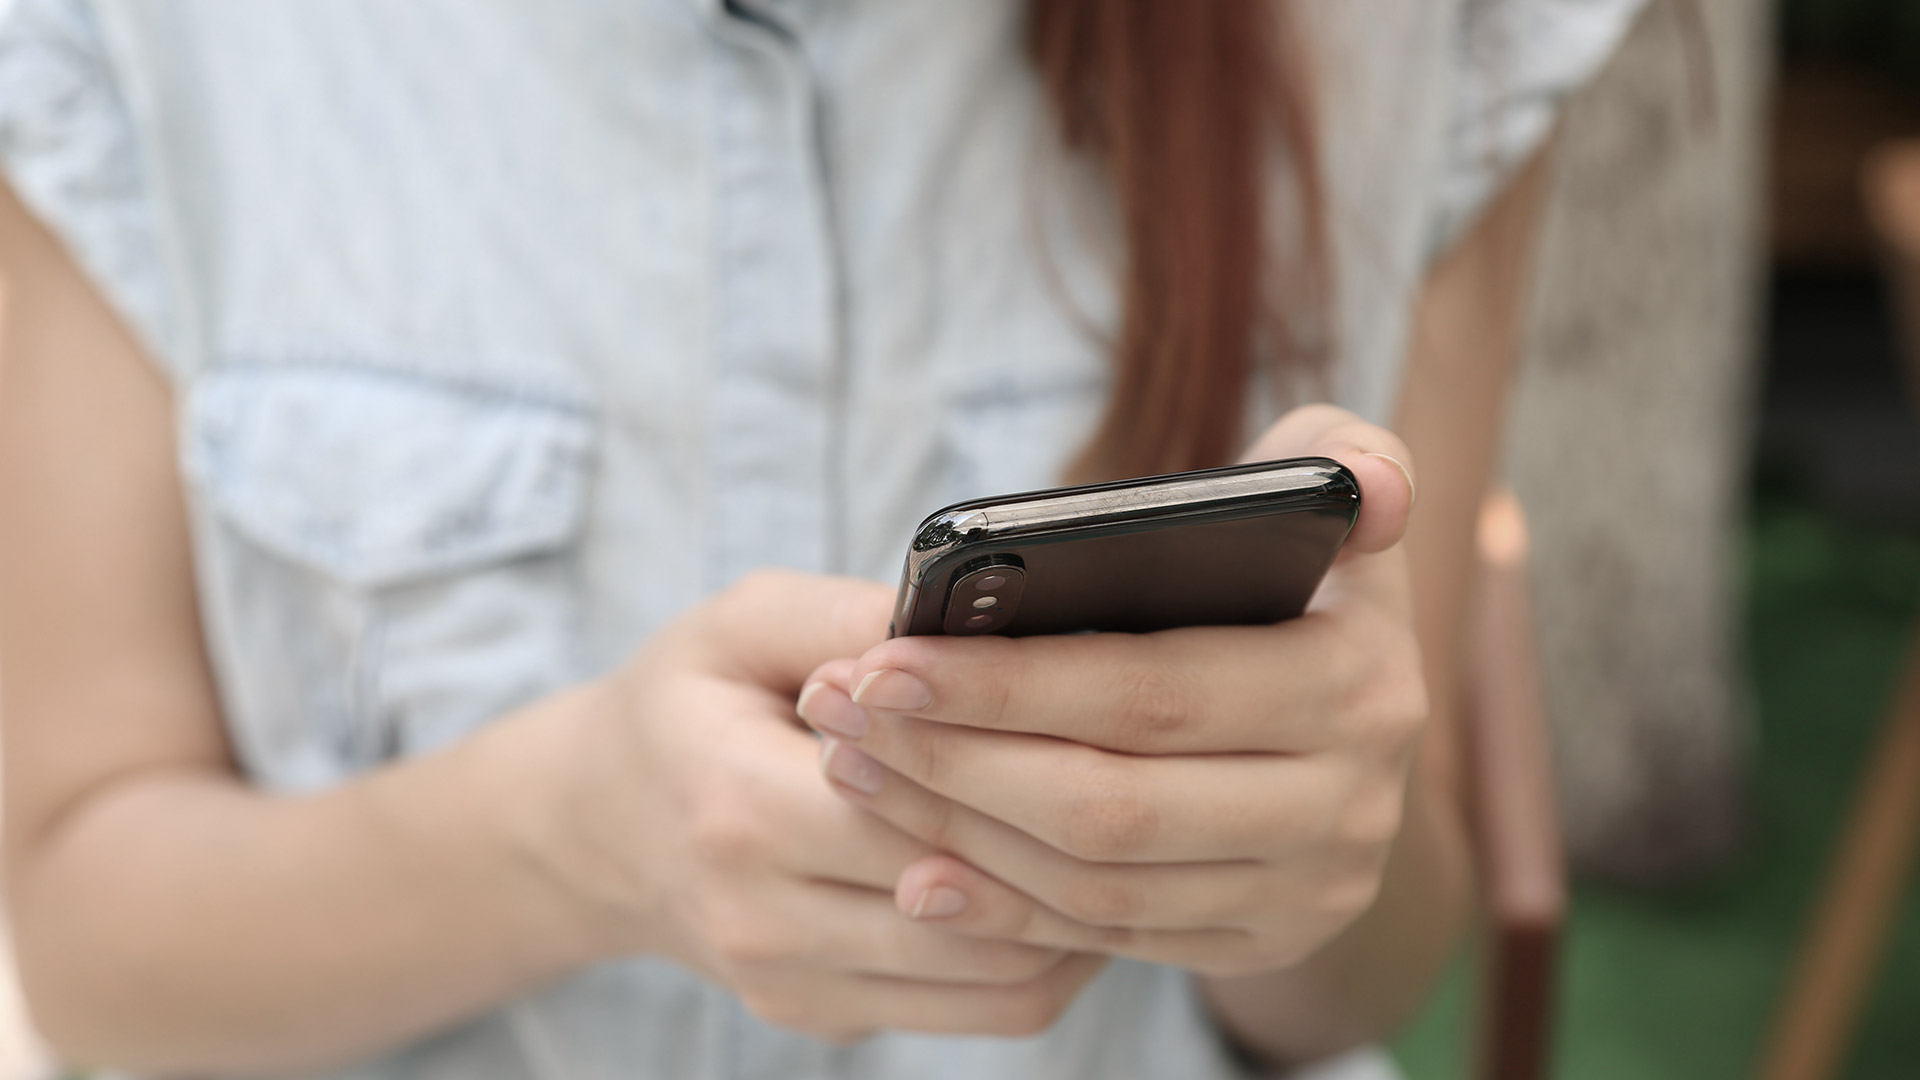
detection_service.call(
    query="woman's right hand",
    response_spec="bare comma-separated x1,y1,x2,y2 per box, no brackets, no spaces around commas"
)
526,569,1105,1042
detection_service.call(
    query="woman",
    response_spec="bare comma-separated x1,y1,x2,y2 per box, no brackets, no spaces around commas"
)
0,1,1642,1077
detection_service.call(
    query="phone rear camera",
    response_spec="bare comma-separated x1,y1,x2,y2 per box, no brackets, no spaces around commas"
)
943,560,1025,635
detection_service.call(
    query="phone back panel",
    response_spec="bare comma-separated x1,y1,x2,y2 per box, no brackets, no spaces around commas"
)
891,458,1358,638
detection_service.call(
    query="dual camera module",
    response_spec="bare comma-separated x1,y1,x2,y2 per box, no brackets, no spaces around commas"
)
941,559,1027,635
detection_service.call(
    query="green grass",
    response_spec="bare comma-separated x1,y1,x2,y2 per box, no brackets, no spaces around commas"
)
1394,490,1920,1079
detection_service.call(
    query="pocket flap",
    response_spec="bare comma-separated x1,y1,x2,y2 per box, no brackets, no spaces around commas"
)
185,365,595,589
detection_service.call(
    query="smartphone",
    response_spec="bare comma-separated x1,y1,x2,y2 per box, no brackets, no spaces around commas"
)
888,456,1360,638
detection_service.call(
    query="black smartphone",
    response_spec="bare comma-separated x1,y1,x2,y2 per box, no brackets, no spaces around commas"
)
888,456,1360,638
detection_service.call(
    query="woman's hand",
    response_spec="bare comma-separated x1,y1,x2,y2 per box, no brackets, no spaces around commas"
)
795,406,1425,977
532,570,1105,1041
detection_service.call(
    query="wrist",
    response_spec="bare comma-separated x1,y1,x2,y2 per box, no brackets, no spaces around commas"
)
469,679,642,969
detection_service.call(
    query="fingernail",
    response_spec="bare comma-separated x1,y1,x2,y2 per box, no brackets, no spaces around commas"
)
1363,451,1416,509
909,885,968,920
852,669,932,712
820,738,885,796
795,682,827,719
797,683,869,740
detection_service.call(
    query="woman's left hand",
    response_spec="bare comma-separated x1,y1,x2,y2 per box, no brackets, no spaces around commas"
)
796,405,1427,977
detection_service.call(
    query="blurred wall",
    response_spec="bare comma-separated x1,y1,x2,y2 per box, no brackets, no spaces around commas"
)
1506,0,1770,881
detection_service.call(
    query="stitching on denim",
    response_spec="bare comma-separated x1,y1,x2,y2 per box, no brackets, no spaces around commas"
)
183,369,595,587
209,350,599,418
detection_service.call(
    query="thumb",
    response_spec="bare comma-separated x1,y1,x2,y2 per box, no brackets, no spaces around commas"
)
694,569,896,693
1238,404,1416,556
1239,405,1416,618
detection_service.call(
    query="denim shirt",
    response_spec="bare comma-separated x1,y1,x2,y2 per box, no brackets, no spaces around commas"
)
0,1,1641,1077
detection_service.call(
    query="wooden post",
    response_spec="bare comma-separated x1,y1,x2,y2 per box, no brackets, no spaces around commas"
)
1755,138,1920,1080
1756,628,1920,1080
1468,492,1567,1080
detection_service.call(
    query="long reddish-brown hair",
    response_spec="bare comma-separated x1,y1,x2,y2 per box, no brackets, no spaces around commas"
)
1028,1,1328,482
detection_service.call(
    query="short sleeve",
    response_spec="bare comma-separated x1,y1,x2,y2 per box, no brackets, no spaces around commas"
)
0,0,180,374
1427,0,1648,257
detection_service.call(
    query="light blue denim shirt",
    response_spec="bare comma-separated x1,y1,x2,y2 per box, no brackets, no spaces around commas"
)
0,1,1641,1077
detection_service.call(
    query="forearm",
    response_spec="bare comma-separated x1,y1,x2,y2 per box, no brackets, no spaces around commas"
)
9,687,606,1077
1197,736,1473,1066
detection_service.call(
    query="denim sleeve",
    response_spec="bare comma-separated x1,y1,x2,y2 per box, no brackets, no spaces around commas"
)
0,0,180,377
1427,0,1650,258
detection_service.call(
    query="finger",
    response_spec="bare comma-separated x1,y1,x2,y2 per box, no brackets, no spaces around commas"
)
695,569,894,694
892,855,1265,974
749,952,1110,1041
783,879,1070,985
817,749,1272,931
808,689,1339,864
834,620,1371,754
801,658,858,696
744,709,942,889
796,657,858,730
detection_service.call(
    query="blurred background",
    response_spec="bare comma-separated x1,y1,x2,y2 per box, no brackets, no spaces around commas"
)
2,0,1920,1078
1395,0,1920,1077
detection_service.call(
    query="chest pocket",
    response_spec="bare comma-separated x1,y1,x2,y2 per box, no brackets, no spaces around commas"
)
184,363,596,792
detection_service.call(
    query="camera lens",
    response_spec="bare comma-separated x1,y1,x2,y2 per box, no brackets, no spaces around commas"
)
943,561,1025,635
